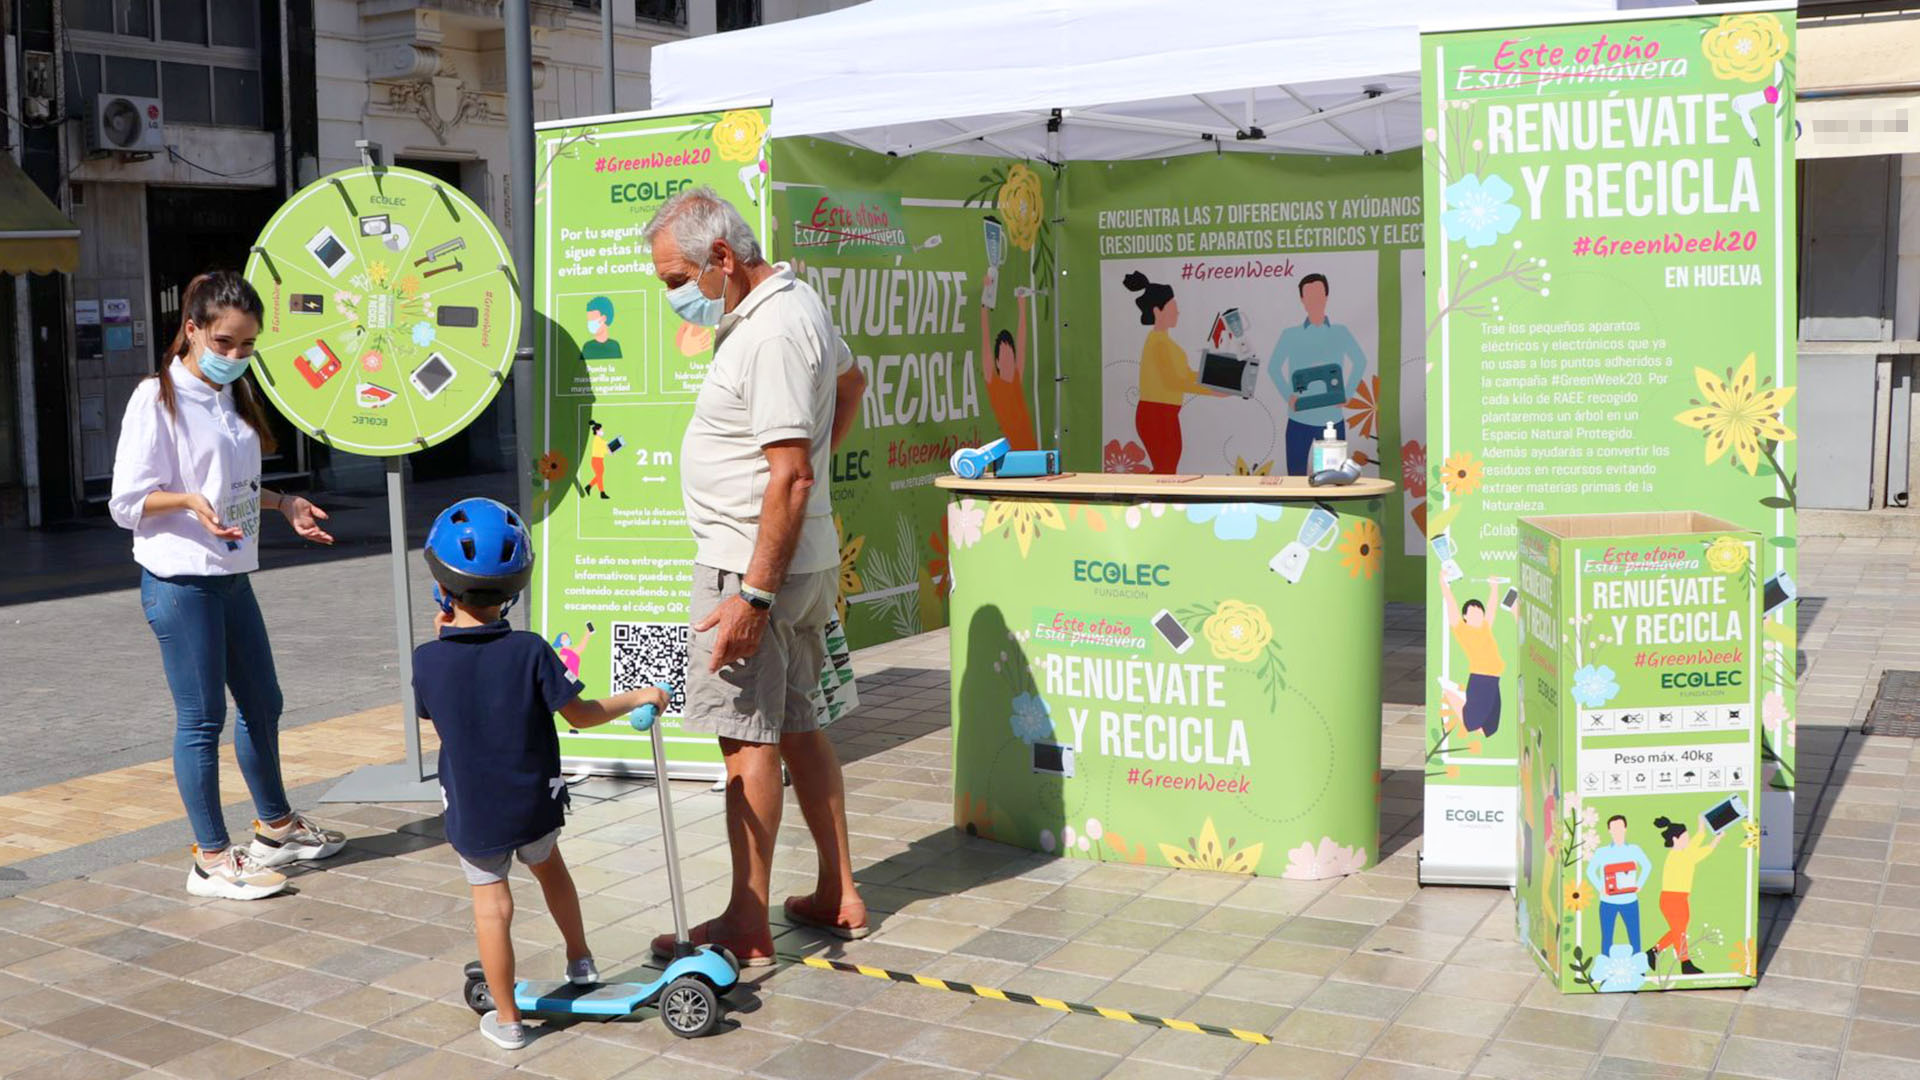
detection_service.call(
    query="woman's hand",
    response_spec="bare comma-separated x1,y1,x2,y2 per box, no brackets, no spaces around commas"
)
185,494,244,541
280,495,335,545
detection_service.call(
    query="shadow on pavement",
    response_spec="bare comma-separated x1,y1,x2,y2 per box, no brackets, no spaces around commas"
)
0,470,517,607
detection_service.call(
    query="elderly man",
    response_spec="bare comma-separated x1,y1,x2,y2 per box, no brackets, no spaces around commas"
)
642,187,869,965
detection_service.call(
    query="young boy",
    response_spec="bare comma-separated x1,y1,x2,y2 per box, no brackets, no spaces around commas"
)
414,497,666,1050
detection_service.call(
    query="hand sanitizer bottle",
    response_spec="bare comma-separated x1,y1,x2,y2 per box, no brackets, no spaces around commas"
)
1309,422,1348,474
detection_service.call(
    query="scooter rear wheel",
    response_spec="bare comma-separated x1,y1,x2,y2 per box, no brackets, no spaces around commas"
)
659,976,720,1038
463,976,494,1015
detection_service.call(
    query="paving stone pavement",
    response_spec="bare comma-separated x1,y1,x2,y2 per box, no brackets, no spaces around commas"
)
0,535,1915,1078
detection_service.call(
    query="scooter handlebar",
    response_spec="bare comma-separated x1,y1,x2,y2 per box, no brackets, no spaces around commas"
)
629,682,675,733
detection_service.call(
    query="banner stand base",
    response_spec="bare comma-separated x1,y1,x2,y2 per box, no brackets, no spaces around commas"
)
1417,852,1516,888
320,758,442,803
1759,869,1796,895
561,756,725,784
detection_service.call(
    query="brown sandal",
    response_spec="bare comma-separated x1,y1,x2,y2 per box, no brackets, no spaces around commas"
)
783,895,870,940
651,921,775,967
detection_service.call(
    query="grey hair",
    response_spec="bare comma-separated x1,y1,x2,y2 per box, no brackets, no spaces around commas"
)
641,186,764,266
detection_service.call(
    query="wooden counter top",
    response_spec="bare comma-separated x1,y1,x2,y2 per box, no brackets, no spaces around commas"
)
935,472,1396,500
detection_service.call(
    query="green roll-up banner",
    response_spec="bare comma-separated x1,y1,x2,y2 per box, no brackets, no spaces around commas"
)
772,138,1059,649
1419,8,1798,886
530,106,774,778
946,487,1386,879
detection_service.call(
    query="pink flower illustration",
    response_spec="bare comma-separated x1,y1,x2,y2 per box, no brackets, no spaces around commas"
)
1281,836,1368,880
947,498,985,549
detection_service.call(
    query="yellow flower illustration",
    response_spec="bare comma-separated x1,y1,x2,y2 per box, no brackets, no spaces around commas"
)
1159,818,1263,875
1674,352,1796,475
1548,540,1561,576
1338,519,1383,580
367,260,390,286
1741,819,1761,850
1729,937,1758,977
982,498,1064,557
834,514,864,623
1441,451,1484,497
998,163,1044,251
1203,600,1272,663
1564,880,1591,913
1701,14,1789,83
1234,457,1274,477
1706,536,1750,576
711,109,767,163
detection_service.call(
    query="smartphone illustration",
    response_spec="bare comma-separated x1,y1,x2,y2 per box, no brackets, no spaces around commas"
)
1761,572,1796,619
584,621,595,634
1501,586,1520,613
436,305,479,328
305,226,354,278
410,352,457,400
1152,609,1193,654
1704,794,1748,833
1031,742,1075,778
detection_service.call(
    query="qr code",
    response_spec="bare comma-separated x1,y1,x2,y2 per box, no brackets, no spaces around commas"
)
611,622,688,714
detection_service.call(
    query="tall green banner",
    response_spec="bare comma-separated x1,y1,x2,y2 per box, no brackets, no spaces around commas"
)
772,139,1057,647
531,106,773,777
1419,8,1798,886
1058,153,1427,603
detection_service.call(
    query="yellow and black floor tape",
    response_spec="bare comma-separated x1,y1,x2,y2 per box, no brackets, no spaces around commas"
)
788,954,1272,1045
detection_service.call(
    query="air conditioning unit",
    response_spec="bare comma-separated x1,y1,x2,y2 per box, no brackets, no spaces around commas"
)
89,94,165,154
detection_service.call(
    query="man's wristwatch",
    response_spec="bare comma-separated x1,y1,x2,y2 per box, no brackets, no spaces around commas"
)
738,583,776,611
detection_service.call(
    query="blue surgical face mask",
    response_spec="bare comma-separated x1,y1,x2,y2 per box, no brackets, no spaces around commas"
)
666,263,723,327
198,345,251,385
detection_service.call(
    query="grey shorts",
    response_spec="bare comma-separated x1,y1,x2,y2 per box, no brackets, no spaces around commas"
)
685,565,836,745
457,828,561,886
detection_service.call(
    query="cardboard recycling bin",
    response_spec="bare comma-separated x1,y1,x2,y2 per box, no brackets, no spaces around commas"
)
1515,513,1764,993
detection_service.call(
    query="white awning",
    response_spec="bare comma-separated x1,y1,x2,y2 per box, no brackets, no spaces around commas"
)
651,0,1625,160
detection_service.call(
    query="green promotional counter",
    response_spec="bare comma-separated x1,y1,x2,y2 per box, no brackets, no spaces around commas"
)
940,473,1393,879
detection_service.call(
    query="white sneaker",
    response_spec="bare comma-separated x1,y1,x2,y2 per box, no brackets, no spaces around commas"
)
248,812,346,867
567,955,600,985
479,1010,528,1050
186,845,288,900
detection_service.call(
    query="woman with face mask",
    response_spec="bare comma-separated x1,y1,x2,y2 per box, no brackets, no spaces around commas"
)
109,270,347,901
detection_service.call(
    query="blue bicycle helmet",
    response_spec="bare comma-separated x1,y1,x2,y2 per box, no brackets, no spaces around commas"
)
424,497,533,611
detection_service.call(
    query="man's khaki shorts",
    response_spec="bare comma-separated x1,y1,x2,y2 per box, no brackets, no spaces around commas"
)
684,565,836,745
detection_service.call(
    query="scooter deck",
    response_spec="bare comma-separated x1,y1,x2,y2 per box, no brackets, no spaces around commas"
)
514,979,660,1018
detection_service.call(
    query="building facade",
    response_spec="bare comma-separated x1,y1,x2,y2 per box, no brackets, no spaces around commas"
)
0,0,853,526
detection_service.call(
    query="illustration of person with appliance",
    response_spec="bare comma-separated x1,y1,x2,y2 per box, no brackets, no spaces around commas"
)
1647,813,1725,975
1267,272,1367,476
1587,814,1653,958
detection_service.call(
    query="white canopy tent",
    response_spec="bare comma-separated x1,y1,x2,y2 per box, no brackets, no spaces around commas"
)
651,0,1631,161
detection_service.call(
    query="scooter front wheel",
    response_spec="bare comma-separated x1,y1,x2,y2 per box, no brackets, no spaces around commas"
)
659,976,720,1038
463,976,494,1015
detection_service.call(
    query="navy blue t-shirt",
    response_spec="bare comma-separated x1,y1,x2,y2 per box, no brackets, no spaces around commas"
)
412,620,583,858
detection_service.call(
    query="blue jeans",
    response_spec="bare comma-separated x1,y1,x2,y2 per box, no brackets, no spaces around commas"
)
1285,418,1345,476
1599,899,1641,955
140,570,291,851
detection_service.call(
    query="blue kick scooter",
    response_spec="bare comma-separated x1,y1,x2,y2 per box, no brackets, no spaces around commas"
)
462,688,741,1037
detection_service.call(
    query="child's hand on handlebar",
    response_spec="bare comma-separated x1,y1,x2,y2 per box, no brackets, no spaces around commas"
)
631,685,670,715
